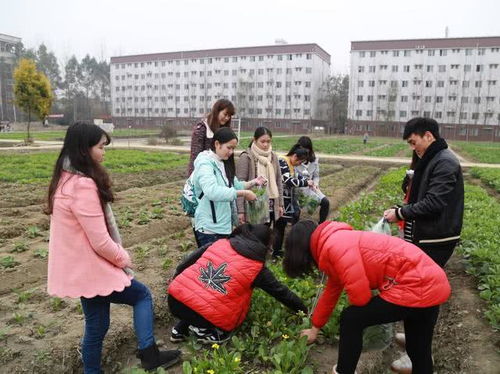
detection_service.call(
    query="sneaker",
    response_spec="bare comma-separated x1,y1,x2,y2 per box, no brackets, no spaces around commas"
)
170,326,189,343
395,332,406,349
390,354,412,374
189,325,231,344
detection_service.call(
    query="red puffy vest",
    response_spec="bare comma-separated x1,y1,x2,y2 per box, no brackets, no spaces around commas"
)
168,239,264,331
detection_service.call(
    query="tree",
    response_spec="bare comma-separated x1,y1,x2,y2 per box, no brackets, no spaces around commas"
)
321,74,349,134
13,59,53,141
36,44,62,89
63,55,82,123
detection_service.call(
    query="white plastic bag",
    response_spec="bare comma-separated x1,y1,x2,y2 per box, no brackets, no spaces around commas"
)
370,217,391,235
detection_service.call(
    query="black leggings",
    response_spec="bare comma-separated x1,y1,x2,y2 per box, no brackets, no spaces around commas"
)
419,242,456,268
319,197,330,224
337,296,439,374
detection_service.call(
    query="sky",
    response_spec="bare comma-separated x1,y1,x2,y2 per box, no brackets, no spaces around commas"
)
1,0,499,74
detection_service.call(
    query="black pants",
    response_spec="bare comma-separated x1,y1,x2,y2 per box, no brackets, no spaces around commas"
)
419,242,456,268
337,296,439,374
319,197,330,224
273,210,300,257
168,295,218,333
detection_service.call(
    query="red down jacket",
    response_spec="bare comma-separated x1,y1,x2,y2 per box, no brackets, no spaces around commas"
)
168,239,263,331
310,221,451,328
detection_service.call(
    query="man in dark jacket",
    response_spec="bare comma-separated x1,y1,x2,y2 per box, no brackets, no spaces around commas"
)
383,117,464,373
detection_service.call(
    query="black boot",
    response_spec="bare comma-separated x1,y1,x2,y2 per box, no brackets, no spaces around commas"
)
137,343,181,371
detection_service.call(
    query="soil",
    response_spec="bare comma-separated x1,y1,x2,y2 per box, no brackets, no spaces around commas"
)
1,156,499,374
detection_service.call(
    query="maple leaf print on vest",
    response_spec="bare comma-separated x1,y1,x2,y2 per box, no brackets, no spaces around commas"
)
198,261,231,294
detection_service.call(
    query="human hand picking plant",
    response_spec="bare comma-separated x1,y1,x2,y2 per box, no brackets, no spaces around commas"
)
253,176,268,187
300,326,320,344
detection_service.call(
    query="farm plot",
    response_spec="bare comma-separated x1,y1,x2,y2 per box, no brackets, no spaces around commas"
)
1,148,499,374
451,141,500,164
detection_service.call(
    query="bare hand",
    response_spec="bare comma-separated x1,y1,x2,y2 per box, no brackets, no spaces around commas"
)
254,176,268,186
244,190,257,201
278,207,284,217
307,179,314,187
383,208,398,223
300,328,319,344
238,213,246,224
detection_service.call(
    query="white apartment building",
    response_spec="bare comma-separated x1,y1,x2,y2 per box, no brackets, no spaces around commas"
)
0,33,22,122
347,36,500,141
110,43,331,132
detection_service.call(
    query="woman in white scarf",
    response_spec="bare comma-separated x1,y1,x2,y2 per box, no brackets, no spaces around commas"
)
236,127,284,226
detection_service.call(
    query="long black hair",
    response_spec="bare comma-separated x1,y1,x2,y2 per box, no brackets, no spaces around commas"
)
286,143,309,161
210,127,238,187
230,223,273,248
248,126,272,147
46,122,113,214
283,220,318,278
297,136,316,163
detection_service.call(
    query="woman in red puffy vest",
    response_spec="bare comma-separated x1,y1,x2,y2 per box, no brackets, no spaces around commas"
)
168,223,307,344
283,220,451,374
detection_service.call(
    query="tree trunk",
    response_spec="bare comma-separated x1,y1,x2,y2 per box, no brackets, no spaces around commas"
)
27,110,31,141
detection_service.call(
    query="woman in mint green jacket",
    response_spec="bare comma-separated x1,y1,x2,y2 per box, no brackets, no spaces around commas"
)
192,127,265,247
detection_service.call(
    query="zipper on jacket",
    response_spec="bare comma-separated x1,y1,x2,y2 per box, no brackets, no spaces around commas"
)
381,275,399,291
210,201,217,223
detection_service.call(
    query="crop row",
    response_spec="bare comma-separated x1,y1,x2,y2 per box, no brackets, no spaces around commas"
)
0,150,188,183
470,167,500,193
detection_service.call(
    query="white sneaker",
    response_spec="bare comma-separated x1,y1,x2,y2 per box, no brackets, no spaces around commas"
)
390,354,412,374
395,332,406,349
333,364,357,374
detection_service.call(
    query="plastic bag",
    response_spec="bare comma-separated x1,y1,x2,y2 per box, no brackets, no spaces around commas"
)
363,216,393,350
370,217,391,235
245,187,270,224
298,189,322,215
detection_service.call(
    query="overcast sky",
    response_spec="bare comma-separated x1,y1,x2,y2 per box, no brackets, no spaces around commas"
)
1,0,499,74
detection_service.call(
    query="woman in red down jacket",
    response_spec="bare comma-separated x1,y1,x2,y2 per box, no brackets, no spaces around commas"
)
283,220,451,374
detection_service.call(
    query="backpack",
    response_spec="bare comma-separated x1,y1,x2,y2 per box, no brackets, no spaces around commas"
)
181,173,204,217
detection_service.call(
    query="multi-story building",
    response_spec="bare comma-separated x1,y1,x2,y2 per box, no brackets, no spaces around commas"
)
110,43,331,132
0,33,22,122
347,36,500,141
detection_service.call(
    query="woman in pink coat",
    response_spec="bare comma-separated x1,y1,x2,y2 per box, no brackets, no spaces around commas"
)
46,122,180,373
283,220,451,374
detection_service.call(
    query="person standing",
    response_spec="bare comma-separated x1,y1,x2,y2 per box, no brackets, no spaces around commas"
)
295,136,330,224
46,123,181,373
192,127,265,248
187,99,235,176
273,144,312,257
383,117,464,374
236,126,284,226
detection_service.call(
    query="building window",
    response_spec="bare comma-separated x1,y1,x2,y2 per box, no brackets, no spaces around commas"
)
392,65,398,72
475,81,482,88
356,110,363,116
393,51,399,57
428,50,435,56
426,65,433,72
401,95,408,102
434,112,442,119
437,81,445,88
472,112,479,120
368,80,375,87
463,81,470,88
370,51,376,57
436,96,443,103
400,111,407,117
359,51,365,58
460,112,467,120
425,81,433,88
358,66,365,73
358,81,364,87
439,49,447,56
357,95,363,102
425,96,432,103
401,80,408,87
404,50,411,57
403,65,410,72
461,97,469,104
369,65,376,73
367,95,373,102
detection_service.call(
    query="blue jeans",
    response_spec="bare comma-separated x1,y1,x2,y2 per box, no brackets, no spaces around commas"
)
194,231,229,248
80,279,155,374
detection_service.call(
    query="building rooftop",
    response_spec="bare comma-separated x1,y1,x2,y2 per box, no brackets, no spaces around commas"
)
111,43,331,64
351,36,500,51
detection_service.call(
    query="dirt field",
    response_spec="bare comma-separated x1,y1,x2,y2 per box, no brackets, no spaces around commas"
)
0,156,499,373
